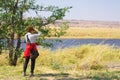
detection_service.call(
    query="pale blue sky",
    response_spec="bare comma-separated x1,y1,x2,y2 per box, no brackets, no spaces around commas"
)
25,0,120,21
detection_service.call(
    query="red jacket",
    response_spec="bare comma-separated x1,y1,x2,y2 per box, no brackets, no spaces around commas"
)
23,43,37,58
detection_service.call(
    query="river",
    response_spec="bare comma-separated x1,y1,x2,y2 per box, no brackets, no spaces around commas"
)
19,38,120,50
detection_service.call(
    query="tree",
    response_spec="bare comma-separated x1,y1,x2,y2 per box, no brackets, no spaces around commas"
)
0,0,71,66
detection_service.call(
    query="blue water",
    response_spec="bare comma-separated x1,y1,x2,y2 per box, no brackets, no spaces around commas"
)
19,39,120,50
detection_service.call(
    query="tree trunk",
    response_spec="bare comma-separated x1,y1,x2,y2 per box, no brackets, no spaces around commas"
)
9,32,14,66
13,34,21,66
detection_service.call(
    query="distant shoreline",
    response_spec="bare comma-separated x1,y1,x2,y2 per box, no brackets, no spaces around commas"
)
55,20,120,28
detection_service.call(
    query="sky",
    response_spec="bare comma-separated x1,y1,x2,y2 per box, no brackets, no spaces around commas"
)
25,0,120,21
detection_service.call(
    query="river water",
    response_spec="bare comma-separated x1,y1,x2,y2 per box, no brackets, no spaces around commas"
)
19,38,120,50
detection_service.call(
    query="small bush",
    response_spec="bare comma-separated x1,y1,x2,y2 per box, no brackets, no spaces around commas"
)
90,61,104,70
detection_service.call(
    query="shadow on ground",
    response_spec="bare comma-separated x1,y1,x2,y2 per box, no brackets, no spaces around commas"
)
33,71,120,80
36,73,78,80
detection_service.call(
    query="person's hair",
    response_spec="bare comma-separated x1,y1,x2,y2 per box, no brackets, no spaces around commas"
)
27,26,35,32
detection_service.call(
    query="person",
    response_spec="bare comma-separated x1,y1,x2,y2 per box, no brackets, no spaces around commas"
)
23,26,42,77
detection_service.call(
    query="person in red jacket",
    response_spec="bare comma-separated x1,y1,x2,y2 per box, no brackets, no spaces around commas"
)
23,26,42,77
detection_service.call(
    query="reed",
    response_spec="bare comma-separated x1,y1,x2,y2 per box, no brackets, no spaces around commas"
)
36,44,120,71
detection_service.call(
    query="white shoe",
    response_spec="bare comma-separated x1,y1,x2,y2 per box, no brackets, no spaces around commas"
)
22,72,26,77
29,73,34,77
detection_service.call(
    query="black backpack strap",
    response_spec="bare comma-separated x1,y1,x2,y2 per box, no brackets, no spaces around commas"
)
26,35,31,44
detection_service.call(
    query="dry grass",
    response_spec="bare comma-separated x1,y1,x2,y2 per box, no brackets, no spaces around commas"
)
0,45,120,79
60,27,120,38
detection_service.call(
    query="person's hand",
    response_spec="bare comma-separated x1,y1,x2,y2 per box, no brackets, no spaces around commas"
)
34,27,39,32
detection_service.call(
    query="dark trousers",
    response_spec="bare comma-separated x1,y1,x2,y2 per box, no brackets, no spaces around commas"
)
23,57,36,73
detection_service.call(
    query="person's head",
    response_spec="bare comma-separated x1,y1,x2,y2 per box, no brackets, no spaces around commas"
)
27,26,36,33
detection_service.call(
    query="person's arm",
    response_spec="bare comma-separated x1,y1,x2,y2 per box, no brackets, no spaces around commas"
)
34,28,42,35
34,28,39,32
30,28,41,44
32,28,42,38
